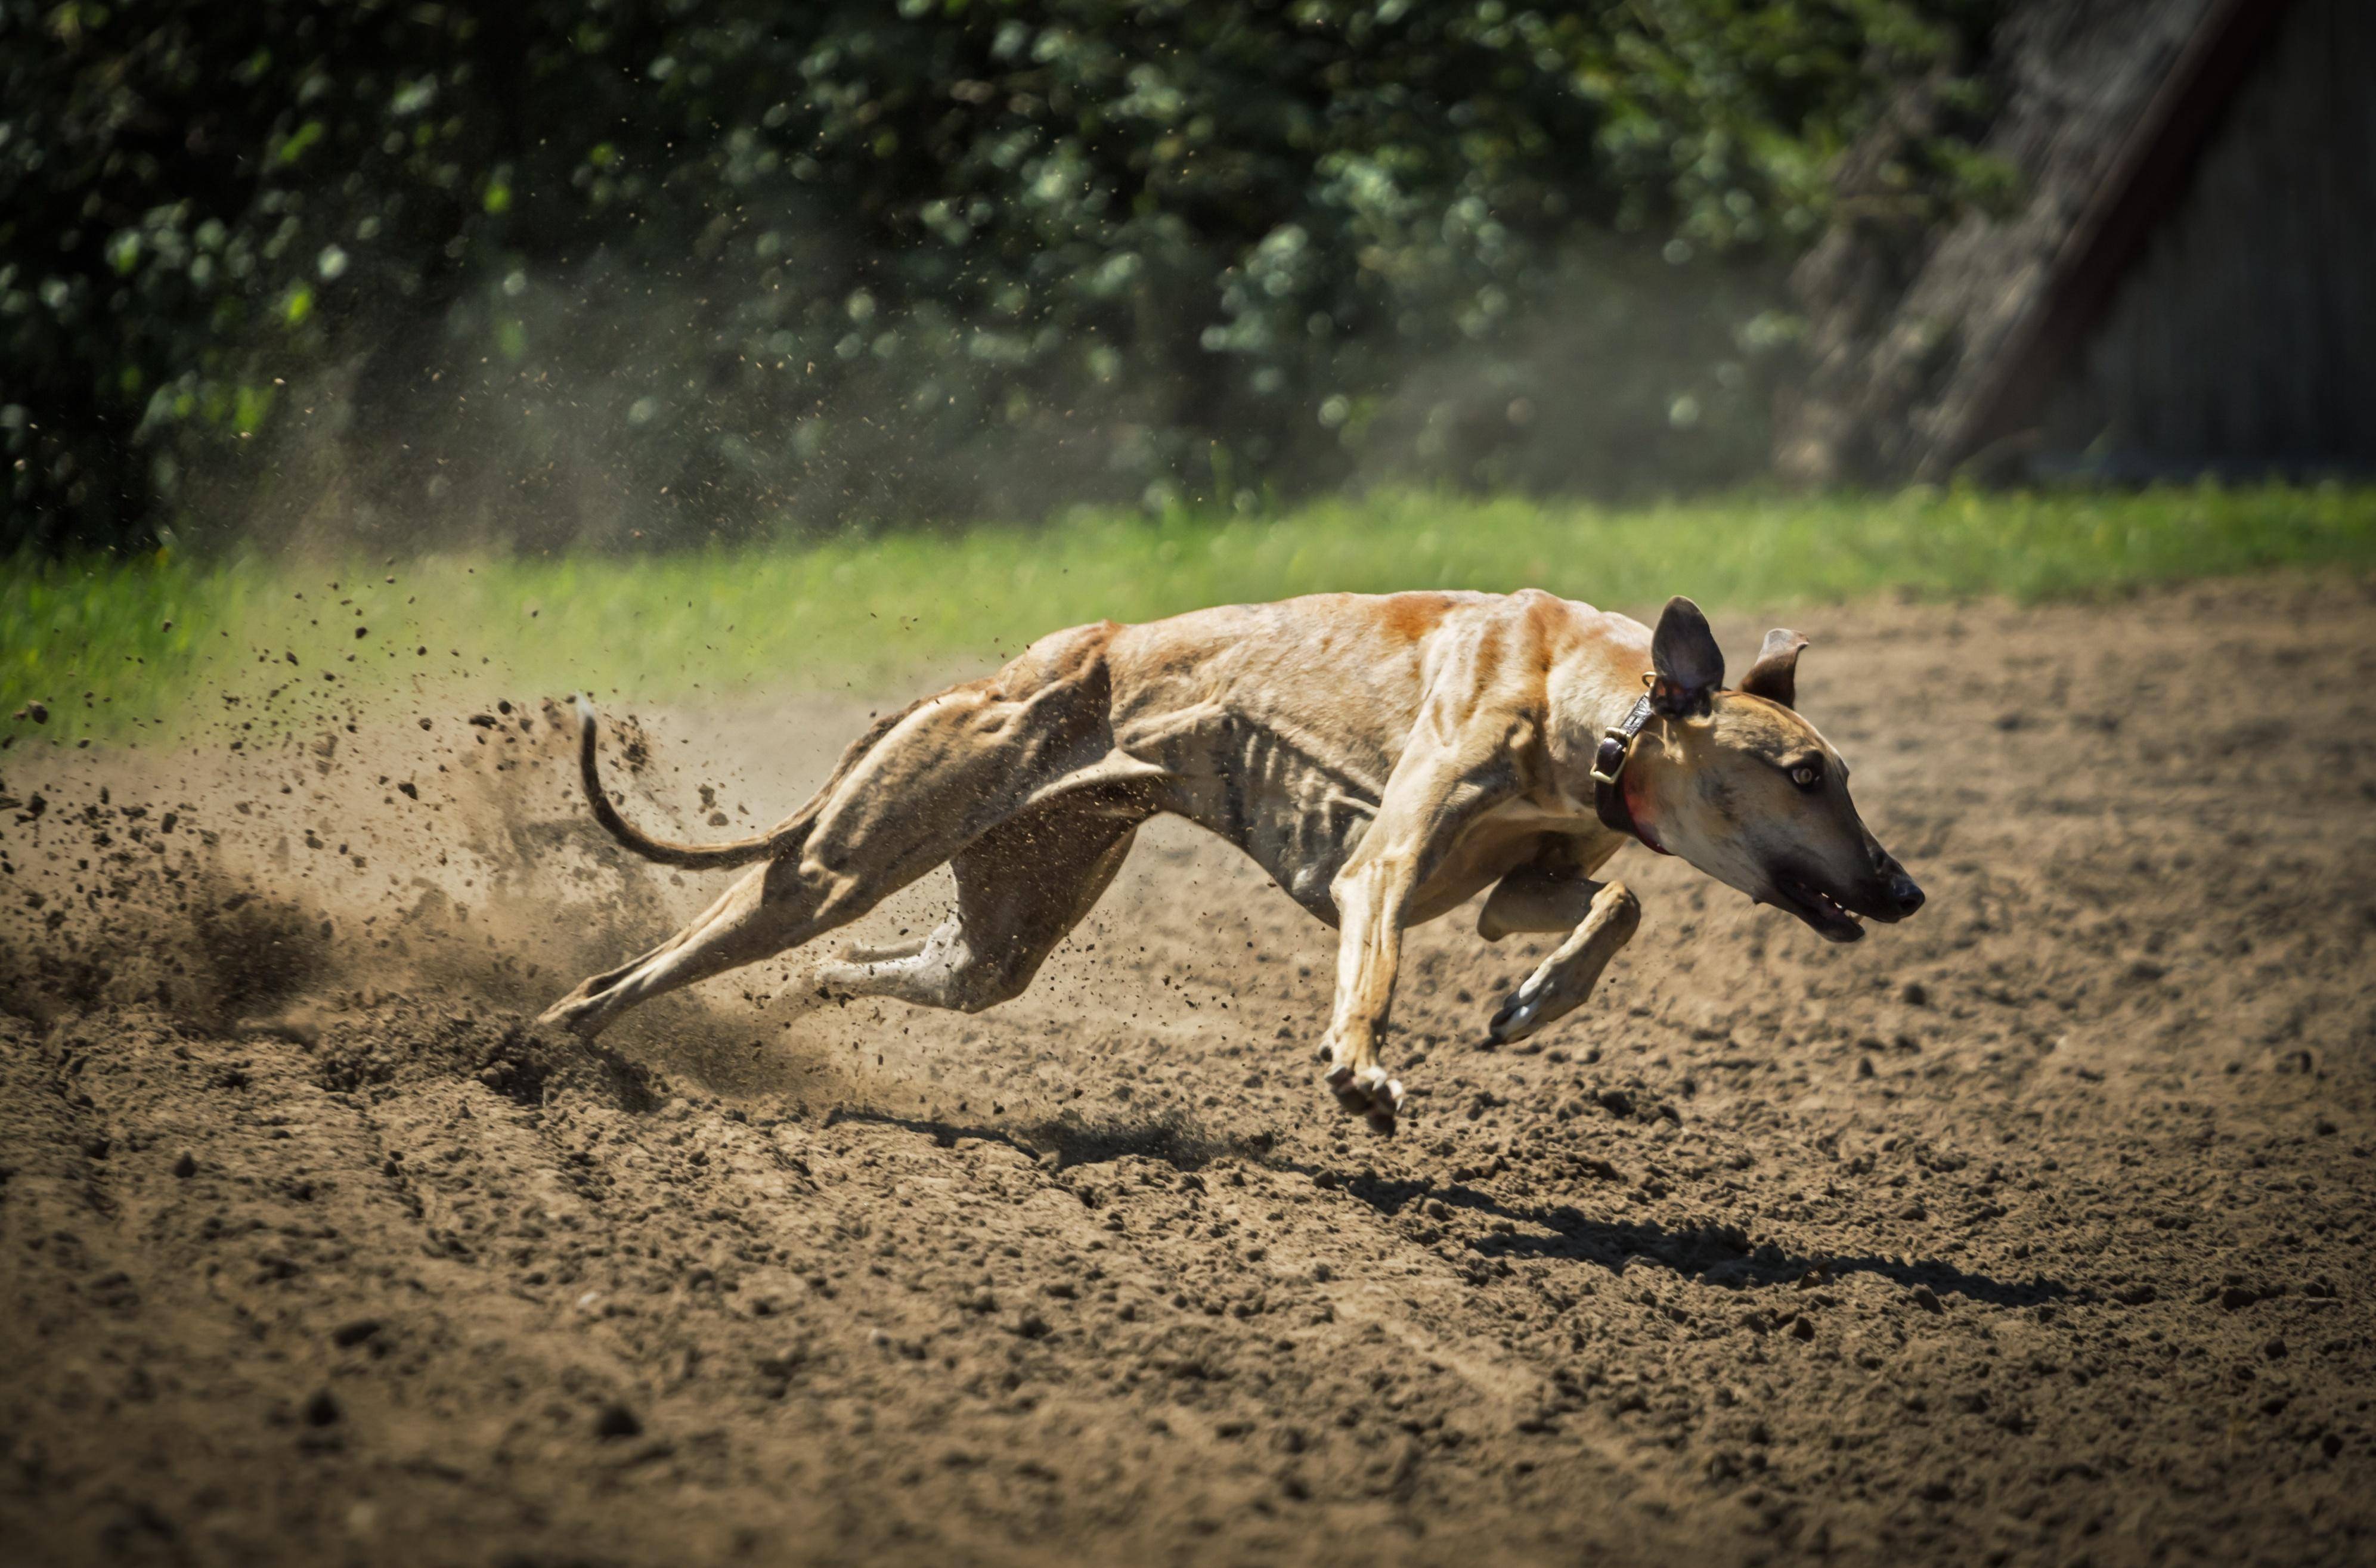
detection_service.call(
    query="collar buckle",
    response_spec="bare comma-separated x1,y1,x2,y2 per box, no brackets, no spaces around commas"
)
1592,694,1658,846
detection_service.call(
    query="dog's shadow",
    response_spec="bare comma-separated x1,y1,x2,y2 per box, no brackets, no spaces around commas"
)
1328,1170,2079,1309
820,1105,2075,1312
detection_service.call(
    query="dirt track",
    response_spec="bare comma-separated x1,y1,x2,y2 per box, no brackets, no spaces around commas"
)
4,577,2375,1567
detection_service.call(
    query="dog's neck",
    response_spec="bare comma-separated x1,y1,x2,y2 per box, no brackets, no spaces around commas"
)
1543,652,1662,812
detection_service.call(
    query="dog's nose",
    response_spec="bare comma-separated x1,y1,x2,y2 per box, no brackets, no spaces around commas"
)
1888,873,1925,916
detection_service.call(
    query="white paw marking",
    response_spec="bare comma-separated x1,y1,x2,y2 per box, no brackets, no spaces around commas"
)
1488,980,1550,1043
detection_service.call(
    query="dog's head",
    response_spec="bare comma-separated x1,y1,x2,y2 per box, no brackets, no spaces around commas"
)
1629,597,1924,943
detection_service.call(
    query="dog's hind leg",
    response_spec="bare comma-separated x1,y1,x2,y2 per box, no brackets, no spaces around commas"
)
543,633,1139,1039
1483,880,1640,1045
538,851,875,1039
538,787,1050,1042
790,798,1142,1015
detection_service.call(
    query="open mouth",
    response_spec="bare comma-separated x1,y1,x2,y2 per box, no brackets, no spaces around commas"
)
1773,876,1866,943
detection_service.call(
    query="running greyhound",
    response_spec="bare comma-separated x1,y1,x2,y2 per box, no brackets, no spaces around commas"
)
540,593,1925,1132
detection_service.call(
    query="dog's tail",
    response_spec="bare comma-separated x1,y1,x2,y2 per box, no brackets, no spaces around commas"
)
572,695,782,870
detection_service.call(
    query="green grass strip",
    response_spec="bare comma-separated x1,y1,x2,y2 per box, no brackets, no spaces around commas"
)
6,481,2372,746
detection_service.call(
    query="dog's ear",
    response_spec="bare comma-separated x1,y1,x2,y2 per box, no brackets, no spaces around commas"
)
1738,628,1809,709
1650,596,1723,716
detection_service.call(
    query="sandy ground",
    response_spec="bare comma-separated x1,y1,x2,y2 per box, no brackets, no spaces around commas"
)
3,577,2375,1568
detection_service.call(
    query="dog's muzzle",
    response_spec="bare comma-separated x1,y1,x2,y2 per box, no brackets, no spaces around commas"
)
1773,848,1923,943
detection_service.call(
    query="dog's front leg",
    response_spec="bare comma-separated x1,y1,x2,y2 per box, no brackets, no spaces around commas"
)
1321,852,1417,1132
1322,730,1517,1133
1485,881,1640,1046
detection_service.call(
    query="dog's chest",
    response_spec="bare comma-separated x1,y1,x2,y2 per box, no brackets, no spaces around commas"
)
1430,804,1588,885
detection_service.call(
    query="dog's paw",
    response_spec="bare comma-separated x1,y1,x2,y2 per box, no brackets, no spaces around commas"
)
535,995,605,1042
1485,987,1545,1046
1322,1063,1404,1134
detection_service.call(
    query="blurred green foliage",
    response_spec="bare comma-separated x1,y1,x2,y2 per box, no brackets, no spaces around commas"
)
2,0,2002,553
8,481,2369,745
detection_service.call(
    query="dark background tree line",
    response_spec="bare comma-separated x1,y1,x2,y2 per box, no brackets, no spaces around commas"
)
1,0,2003,555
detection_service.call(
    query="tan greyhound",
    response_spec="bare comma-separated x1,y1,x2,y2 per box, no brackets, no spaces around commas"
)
539,592,1924,1132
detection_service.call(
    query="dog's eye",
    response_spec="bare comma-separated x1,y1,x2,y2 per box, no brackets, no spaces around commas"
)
1789,763,1822,789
